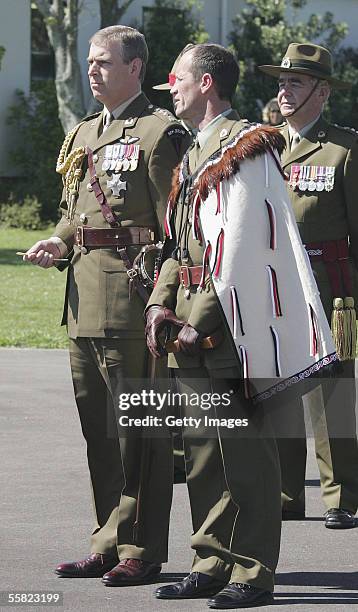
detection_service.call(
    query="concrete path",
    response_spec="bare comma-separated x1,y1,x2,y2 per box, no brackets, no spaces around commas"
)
0,349,357,611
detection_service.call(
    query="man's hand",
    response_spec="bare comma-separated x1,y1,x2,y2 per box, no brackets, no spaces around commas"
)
177,323,204,356
145,305,185,358
23,237,68,269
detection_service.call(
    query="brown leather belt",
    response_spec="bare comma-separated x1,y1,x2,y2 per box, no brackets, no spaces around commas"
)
75,226,155,249
179,265,203,288
305,238,352,296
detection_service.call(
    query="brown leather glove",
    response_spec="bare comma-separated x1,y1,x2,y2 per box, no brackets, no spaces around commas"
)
145,305,185,358
177,323,204,356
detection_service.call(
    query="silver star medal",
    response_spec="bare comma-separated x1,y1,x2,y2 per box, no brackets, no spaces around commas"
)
107,173,127,197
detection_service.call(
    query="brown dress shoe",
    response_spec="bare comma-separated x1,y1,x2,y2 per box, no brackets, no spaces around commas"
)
55,553,118,578
102,558,162,586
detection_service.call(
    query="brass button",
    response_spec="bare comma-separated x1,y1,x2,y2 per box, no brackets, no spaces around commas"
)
86,182,93,192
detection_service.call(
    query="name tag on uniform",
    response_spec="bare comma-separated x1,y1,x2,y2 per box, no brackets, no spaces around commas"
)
289,165,335,192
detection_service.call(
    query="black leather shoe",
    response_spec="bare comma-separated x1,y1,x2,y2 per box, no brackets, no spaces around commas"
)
282,510,305,520
55,553,118,578
325,508,356,529
207,583,274,609
155,572,226,599
102,559,161,586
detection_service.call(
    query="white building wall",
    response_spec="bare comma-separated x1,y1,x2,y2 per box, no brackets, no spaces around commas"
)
0,0,31,176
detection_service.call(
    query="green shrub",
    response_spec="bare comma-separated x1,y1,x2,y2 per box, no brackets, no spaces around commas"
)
7,80,64,222
0,196,47,230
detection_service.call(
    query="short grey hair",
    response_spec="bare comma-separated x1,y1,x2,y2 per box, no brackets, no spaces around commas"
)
90,25,148,83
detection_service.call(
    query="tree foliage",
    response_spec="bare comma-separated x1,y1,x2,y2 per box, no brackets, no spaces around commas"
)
142,0,208,109
100,0,135,28
229,0,358,127
34,0,85,132
7,81,64,222
33,1,135,131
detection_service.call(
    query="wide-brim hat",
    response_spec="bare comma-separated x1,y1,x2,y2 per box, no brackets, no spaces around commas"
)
259,43,351,89
152,73,176,90
153,44,196,90
153,56,179,90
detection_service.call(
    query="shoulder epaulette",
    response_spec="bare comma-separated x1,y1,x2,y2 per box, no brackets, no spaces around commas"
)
82,111,101,122
332,123,358,137
56,121,87,174
152,106,177,123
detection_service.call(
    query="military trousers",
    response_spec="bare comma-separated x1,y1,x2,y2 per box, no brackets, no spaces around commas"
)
174,367,281,592
69,337,173,562
277,359,358,514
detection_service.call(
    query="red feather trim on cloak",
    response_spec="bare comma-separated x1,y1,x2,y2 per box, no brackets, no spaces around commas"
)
168,125,286,208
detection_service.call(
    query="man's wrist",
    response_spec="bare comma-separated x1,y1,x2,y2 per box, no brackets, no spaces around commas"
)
50,236,68,257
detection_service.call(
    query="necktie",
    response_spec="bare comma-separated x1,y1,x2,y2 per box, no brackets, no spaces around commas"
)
291,133,300,151
189,139,201,171
103,112,114,133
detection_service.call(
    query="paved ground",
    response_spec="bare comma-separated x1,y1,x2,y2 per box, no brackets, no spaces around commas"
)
0,348,357,612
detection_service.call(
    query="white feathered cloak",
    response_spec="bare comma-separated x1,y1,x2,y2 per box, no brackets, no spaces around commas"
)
165,123,337,403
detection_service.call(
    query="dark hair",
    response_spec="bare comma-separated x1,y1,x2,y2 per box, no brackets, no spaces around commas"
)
185,43,239,102
90,26,148,83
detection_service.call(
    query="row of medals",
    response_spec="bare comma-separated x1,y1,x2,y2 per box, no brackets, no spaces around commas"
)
289,165,335,192
102,143,140,173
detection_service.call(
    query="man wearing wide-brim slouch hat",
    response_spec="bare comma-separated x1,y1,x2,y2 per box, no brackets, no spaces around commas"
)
260,42,358,529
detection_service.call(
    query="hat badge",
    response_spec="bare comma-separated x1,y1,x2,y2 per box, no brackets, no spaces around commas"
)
281,58,291,68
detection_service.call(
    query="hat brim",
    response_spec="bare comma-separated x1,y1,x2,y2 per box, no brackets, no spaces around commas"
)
259,64,351,90
152,83,172,90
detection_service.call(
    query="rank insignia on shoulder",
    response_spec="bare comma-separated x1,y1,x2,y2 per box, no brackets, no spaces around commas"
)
289,165,335,192
154,107,176,122
333,123,358,136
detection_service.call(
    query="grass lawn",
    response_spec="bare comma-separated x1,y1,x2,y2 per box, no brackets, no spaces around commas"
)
0,227,68,348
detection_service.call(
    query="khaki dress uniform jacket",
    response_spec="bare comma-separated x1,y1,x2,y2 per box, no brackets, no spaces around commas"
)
147,111,281,592
278,116,358,514
54,92,191,561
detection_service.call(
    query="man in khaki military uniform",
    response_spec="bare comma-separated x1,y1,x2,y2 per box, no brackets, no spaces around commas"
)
260,43,358,528
24,25,191,584
145,43,283,610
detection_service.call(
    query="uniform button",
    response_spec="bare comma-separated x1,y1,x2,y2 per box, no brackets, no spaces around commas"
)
93,153,99,163
86,182,93,192
79,213,87,223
